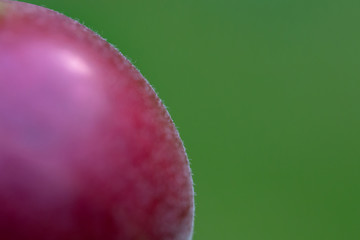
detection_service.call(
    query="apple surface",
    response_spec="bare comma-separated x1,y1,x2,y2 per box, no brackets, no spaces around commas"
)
0,1,194,239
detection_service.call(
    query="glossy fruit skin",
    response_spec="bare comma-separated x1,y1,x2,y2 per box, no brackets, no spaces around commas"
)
0,1,194,239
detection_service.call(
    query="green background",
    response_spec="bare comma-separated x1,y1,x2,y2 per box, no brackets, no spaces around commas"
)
21,0,360,239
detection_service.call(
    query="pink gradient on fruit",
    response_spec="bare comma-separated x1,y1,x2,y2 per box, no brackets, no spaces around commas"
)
0,1,194,239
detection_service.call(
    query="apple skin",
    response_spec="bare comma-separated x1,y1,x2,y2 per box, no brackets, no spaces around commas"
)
0,1,194,239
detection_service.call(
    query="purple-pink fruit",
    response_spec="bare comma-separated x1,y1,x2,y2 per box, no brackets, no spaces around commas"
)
0,1,194,239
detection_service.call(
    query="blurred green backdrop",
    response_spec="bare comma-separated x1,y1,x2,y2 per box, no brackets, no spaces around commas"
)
22,0,360,239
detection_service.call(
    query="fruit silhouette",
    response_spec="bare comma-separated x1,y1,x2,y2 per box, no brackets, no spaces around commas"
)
0,1,194,239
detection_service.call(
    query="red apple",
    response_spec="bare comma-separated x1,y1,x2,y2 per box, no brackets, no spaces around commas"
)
0,1,194,239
